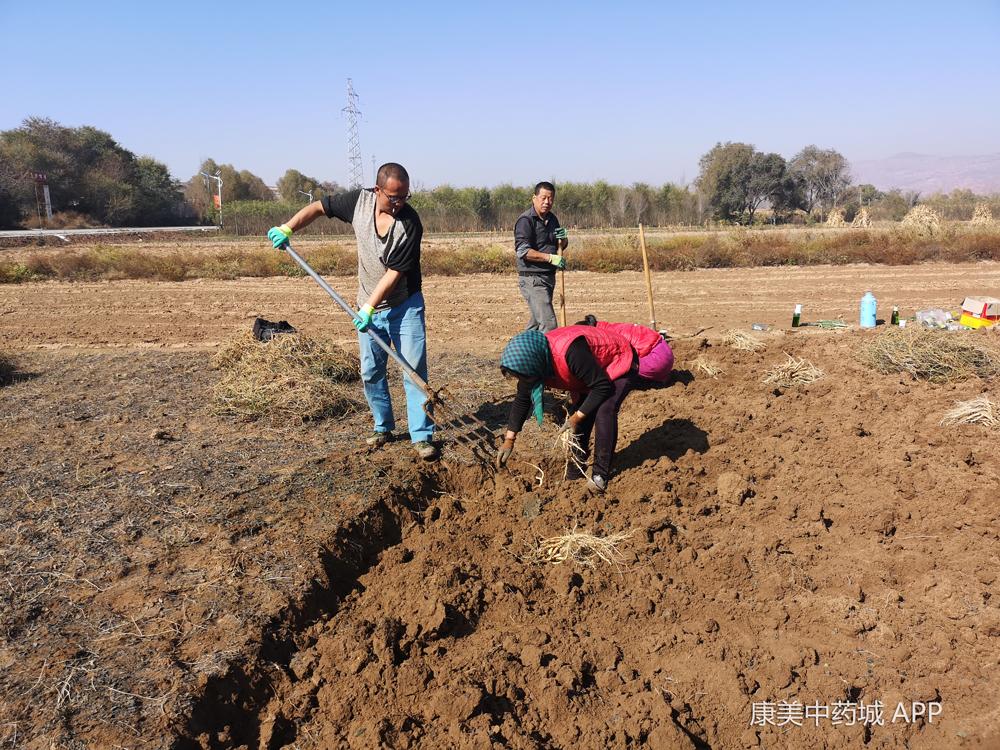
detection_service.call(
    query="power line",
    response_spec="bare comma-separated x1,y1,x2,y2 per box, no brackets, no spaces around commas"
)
343,78,363,189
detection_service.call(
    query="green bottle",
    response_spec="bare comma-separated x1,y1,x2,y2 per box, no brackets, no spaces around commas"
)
891,306,899,326
792,304,801,328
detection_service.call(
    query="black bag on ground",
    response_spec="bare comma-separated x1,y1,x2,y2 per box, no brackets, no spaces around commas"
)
252,317,297,342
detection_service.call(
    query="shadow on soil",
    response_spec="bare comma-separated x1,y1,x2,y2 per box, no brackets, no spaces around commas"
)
616,417,710,472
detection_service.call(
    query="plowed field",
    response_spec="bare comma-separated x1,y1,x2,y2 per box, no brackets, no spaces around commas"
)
1,257,999,749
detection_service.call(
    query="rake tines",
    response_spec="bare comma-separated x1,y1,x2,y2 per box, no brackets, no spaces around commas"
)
426,387,497,470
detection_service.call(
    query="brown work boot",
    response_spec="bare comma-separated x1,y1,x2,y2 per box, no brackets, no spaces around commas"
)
365,431,392,448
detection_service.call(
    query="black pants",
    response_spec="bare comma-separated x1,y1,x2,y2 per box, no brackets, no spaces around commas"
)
571,368,640,480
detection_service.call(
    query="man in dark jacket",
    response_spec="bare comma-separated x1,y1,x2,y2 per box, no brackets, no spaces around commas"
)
514,181,568,332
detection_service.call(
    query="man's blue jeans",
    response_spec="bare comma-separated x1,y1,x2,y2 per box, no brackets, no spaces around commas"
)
357,291,434,443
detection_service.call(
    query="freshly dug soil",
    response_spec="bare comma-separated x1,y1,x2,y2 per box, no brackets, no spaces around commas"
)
2,266,999,748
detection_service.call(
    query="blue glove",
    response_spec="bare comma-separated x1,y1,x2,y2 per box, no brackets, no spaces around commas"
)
267,224,293,249
354,304,375,332
549,253,566,270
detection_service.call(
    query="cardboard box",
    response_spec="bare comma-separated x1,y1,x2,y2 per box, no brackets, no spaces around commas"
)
961,296,1000,318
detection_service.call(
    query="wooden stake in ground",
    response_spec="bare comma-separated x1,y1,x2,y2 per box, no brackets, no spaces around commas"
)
639,223,656,330
557,241,567,327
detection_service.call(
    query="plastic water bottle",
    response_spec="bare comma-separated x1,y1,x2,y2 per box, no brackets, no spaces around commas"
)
860,291,877,329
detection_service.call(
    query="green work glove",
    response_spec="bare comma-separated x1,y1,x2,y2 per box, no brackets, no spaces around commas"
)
267,224,293,249
354,304,375,332
554,227,568,241
549,253,566,270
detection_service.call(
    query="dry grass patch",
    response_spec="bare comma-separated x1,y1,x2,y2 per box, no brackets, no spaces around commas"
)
941,396,999,428
722,329,766,352
524,524,635,568
692,356,725,377
859,329,1000,383
212,332,361,422
763,354,824,387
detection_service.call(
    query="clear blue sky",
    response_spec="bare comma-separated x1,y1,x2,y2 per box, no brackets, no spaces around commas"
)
2,1,998,188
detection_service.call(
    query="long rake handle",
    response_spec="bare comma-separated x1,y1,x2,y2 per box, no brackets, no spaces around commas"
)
280,241,434,399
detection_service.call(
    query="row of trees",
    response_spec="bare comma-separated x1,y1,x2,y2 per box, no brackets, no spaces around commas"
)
0,118,195,227
695,143,852,224
2,118,997,232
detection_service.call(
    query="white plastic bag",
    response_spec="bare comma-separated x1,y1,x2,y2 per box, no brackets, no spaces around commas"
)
915,309,954,329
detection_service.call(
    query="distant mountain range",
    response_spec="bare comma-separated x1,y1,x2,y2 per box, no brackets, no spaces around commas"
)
850,153,1000,195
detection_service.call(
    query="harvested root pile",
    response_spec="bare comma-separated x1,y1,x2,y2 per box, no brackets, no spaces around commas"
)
692,356,725,377
901,205,941,236
859,329,1000,383
0,352,14,386
851,207,872,228
762,354,824,387
941,396,999,428
825,210,846,227
971,203,995,226
212,332,361,421
525,524,635,568
722,329,766,352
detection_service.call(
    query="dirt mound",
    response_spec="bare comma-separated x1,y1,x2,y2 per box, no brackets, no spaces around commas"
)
175,332,999,749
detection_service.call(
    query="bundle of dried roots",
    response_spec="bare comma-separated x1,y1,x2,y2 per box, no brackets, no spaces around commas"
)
762,354,824,387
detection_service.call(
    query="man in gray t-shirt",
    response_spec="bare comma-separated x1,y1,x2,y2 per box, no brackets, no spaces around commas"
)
267,163,436,460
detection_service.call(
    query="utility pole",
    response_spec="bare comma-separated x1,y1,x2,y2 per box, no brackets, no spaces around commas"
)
28,172,53,226
200,171,223,227
343,78,363,189
371,155,377,185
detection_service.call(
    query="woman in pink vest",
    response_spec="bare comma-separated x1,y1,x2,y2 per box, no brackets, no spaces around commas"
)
496,326,639,493
578,315,674,383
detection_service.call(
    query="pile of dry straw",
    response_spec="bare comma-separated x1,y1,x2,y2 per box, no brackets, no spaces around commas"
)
859,328,1000,383
971,203,995,226
213,332,361,422
901,205,942,236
